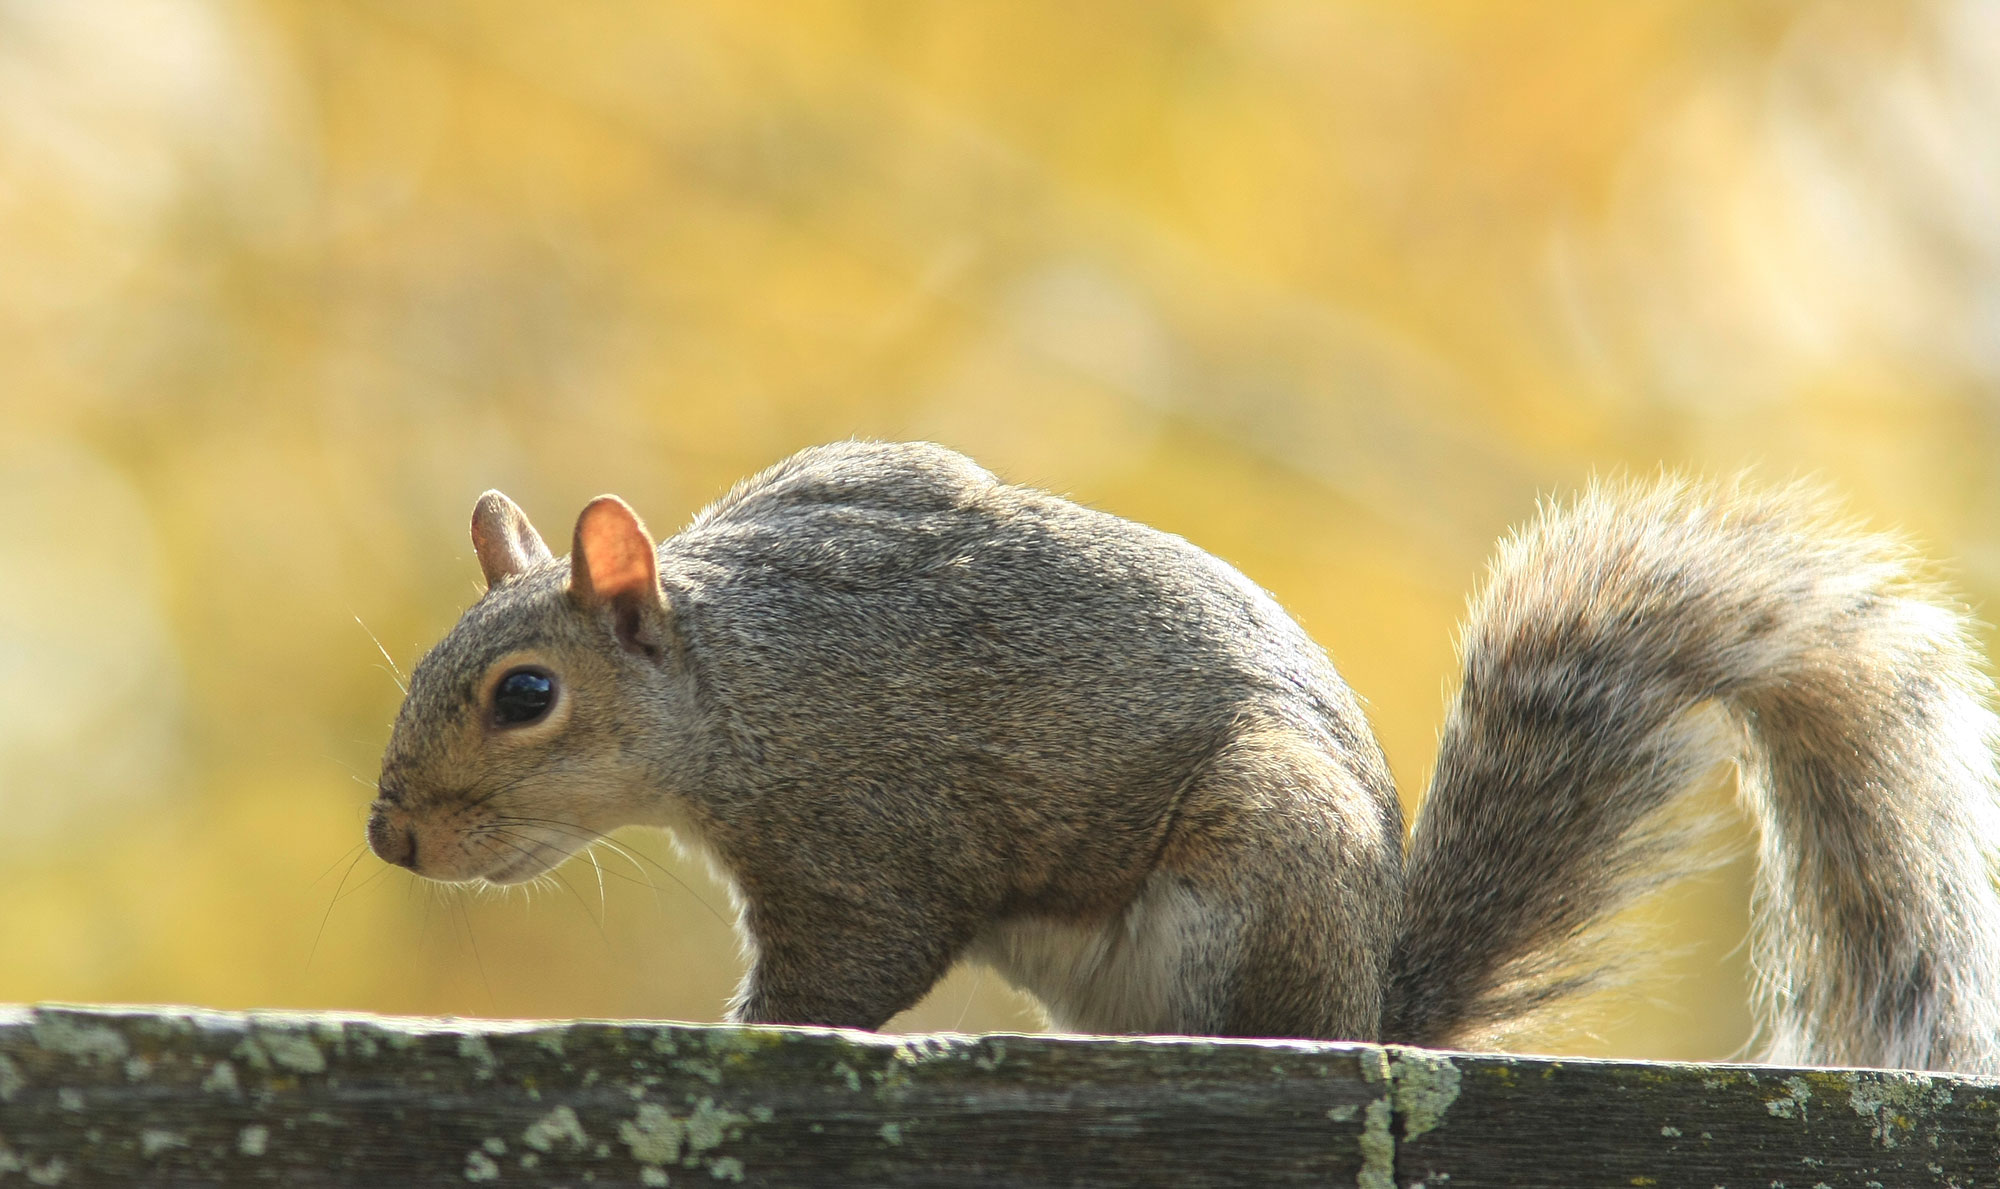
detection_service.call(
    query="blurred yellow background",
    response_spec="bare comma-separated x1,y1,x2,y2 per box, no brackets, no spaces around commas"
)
5,0,1998,1062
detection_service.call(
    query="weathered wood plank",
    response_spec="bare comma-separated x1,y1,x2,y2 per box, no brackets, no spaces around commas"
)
0,1006,1385,1186
1394,1048,2000,1188
0,1005,1994,1186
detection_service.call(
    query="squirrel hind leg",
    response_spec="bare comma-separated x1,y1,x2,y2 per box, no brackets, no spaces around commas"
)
971,873,1244,1036
976,725,1404,1042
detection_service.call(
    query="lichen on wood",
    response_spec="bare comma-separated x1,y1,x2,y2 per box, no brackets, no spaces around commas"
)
0,1005,1994,1186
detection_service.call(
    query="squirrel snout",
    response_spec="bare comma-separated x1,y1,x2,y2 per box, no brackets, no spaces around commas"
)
366,802,418,870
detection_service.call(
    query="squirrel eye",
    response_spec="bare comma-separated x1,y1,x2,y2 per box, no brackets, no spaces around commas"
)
492,667,556,726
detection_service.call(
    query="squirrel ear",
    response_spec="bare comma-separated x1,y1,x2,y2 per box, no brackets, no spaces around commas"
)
471,491,553,589
570,495,669,656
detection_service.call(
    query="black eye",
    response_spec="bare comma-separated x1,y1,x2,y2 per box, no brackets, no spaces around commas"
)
492,668,556,726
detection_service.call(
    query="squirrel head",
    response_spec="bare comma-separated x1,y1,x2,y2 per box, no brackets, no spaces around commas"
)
368,490,684,885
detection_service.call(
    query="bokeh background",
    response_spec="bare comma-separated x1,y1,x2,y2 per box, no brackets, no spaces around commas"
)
6,0,2000,1062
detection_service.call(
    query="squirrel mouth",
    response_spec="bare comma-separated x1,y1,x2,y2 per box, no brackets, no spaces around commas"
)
480,844,568,886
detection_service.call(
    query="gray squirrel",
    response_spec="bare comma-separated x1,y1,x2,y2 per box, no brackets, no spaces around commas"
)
368,440,2000,1072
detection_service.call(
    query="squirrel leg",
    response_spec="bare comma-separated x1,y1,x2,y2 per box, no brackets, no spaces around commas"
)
975,725,1403,1041
1148,736,1402,1041
725,889,975,1031
970,869,1251,1036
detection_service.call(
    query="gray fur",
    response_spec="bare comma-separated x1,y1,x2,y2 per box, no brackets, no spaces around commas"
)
1389,478,2000,1071
372,444,2000,1072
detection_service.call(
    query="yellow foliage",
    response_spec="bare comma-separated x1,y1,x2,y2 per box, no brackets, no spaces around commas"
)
0,0,1992,1063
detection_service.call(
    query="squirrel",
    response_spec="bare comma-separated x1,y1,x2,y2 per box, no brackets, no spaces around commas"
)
369,439,2000,1073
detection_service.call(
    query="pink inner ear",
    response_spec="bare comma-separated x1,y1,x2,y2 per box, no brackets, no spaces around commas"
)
575,498,659,602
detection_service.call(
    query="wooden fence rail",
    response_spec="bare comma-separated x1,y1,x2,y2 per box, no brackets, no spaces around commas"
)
0,1004,1993,1186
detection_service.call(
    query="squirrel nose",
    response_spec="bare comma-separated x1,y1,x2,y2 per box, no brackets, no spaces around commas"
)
366,802,418,869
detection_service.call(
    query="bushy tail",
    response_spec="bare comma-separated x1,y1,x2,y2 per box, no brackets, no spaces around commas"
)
1383,478,2000,1073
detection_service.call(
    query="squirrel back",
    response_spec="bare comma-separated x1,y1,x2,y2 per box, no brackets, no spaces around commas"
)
370,442,2000,1072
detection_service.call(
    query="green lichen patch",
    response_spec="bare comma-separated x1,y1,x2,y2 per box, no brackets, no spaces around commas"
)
1764,1074,1813,1120
1356,1096,1395,1189
457,1034,499,1080
200,1060,239,1095
693,1025,791,1058
1846,1070,1954,1149
680,1097,750,1155
521,1105,589,1153
463,1150,500,1182
31,1014,128,1065
138,1129,186,1159
619,1102,682,1166
1390,1050,1463,1141
616,1095,754,1179
258,1031,327,1076
231,1036,270,1072
672,1057,724,1085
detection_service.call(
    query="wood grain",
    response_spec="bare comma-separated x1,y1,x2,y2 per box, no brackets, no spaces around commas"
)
0,1006,1992,1186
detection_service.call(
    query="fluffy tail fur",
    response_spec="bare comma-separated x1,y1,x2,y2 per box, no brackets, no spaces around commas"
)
1383,478,2000,1072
